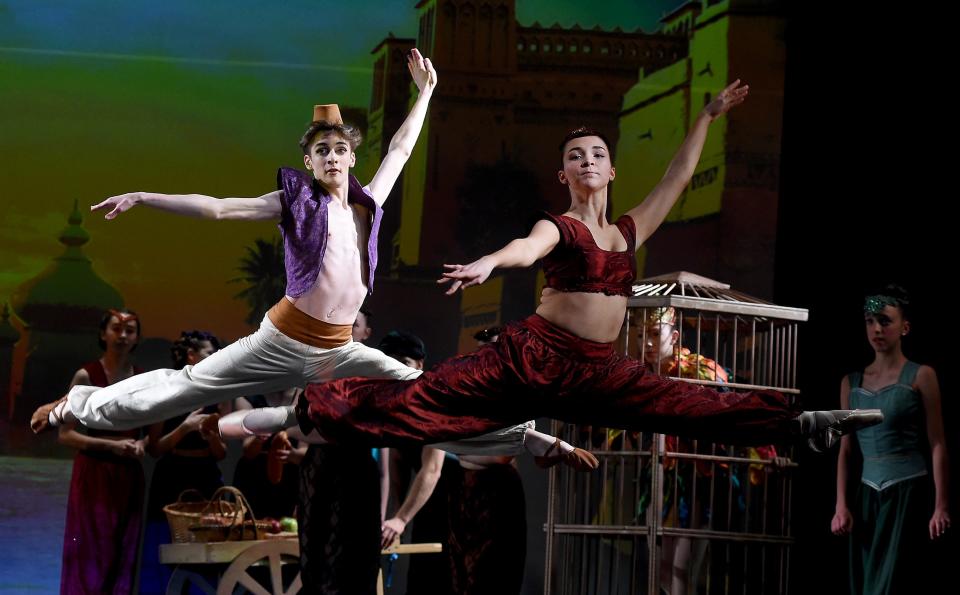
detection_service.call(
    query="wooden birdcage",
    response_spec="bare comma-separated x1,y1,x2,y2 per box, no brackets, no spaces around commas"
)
544,272,808,595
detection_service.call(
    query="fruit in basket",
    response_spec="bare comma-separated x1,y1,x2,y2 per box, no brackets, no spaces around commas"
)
265,518,282,534
280,517,298,533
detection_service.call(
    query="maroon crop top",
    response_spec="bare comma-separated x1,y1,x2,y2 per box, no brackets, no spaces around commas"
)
539,212,637,297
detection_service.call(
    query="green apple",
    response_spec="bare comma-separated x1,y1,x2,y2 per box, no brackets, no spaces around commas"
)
280,517,298,533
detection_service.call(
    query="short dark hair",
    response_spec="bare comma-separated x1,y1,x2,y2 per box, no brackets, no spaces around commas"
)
559,127,613,166
378,330,426,362
358,307,373,320
299,120,363,154
171,330,222,370
98,309,141,351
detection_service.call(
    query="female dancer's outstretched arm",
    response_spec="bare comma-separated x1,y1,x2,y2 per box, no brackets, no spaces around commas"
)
437,220,560,294
624,79,748,248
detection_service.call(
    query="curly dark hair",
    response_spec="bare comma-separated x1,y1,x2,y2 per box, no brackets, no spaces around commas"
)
171,330,222,369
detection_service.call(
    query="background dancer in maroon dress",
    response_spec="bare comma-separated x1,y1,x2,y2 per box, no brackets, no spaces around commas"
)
58,309,144,595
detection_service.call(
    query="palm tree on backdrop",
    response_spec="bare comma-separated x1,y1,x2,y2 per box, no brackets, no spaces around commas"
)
232,236,286,326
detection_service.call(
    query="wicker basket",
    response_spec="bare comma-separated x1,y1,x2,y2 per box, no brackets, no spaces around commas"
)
187,486,265,543
189,520,273,543
163,488,243,544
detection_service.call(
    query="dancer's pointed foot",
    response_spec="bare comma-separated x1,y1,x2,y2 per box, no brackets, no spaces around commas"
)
30,396,68,434
215,410,256,440
534,438,599,472
215,407,296,440
798,409,883,453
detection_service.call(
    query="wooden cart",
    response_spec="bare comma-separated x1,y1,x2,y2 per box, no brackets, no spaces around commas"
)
160,536,442,595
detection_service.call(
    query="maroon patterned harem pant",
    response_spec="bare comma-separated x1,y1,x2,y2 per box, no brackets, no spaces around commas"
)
298,315,801,448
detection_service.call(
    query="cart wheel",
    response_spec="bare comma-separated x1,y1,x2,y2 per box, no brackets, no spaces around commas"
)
217,540,301,595
166,566,217,595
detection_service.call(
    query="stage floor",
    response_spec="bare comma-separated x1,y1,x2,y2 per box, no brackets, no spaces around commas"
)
0,456,71,593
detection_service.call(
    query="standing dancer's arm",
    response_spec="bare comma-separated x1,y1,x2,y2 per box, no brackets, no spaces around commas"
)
146,409,207,458
365,48,438,205
379,448,392,523
624,79,749,249
918,366,951,539
58,422,144,458
91,189,282,221
381,447,445,547
269,433,307,465
206,423,228,461
831,377,856,536
57,368,144,458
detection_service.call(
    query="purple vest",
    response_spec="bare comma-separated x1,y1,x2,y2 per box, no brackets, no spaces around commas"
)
276,167,383,297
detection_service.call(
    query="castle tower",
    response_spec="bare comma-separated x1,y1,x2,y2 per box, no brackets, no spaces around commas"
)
615,0,785,298
8,200,124,420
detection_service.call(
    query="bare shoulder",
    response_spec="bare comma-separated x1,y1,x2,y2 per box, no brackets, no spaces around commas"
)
71,367,91,387
916,364,940,391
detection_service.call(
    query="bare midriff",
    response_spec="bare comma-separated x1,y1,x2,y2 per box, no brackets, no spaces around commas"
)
287,200,371,326
536,288,628,343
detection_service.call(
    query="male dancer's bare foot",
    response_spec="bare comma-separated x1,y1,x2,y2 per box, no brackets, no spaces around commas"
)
30,396,68,434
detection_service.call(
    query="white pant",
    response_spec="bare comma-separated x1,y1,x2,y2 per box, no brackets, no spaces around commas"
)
68,315,531,454
432,419,535,456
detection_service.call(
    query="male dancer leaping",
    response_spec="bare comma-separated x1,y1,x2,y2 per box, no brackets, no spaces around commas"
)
30,50,590,467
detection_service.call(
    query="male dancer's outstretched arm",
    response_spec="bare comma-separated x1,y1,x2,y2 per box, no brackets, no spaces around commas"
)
88,50,436,219
90,180,282,221
366,49,436,204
